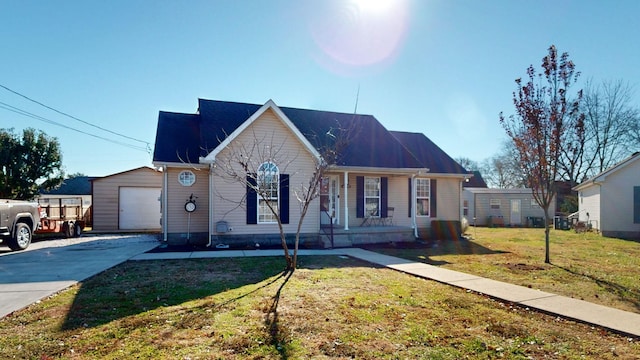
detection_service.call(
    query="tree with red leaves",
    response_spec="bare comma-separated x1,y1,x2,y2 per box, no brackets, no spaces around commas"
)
500,45,584,264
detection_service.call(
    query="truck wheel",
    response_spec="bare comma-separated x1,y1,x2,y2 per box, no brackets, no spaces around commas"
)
8,223,32,251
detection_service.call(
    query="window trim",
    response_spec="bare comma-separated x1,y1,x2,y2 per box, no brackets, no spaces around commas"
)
415,178,430,217
178,170,196,187
490,199,501,209
364,177,381,217
257,162,279,224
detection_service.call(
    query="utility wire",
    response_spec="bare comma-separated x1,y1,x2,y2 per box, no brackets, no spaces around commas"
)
0,83,150,148
0,101,149,152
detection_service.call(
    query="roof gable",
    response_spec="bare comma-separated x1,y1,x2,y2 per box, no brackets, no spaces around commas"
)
200,100,321,163
574,152,640,191
92,166,161,182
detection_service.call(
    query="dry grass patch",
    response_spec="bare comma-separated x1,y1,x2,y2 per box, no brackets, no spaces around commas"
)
0,255,637,359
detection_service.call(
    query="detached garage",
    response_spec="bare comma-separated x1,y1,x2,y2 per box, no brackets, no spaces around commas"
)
92,167,162,231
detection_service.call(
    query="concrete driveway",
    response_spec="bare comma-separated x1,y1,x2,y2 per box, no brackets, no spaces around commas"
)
0,234,159,318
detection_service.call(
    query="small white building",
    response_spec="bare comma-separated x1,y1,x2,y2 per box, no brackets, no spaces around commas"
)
573,152,640,239
463,187,555,227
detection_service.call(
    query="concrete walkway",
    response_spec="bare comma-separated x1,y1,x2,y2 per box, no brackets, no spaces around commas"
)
133,247,640,337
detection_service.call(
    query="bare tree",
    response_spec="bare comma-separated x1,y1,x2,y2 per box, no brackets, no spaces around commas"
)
481,141,527,188
455,157,479,171
500,45,584,264
583,79,639,175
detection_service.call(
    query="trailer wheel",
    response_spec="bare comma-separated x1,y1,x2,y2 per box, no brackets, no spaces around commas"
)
8,222,32,251
65,222,75,238
74,223,83,237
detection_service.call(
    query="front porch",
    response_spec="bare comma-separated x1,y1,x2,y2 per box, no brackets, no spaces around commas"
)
319,224,415,248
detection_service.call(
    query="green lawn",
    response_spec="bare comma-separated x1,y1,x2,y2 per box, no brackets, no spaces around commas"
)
0,254,638,359
363,226,640,314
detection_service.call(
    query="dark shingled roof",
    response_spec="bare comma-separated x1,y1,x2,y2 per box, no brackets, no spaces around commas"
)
40,176,94,195
464,170,488,188
389,131,468,174
154,99,463,173
153,111,202,164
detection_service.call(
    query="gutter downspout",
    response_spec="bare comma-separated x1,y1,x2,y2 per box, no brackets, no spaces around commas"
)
343,171,349,230
459,180,464,223
162,165,168,242
412,174,418,238
206,162,214,247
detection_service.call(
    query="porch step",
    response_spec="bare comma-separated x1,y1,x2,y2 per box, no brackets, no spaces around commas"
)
319,226,415,248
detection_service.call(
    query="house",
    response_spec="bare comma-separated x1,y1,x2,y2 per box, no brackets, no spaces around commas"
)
152,99,471,247
91,167,162,232
573,152,640,239
38,176,94,226
463,187,555,227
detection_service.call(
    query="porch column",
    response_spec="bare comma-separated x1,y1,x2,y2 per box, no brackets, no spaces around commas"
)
343,171,349,230
207,163,214,247
412,174,418,238
162,165,168,242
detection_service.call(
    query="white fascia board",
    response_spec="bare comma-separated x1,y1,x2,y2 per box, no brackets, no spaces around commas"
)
200,99,322,164
152,161,208,170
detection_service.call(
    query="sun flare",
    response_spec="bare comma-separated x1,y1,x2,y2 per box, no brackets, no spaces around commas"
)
352,0,397,14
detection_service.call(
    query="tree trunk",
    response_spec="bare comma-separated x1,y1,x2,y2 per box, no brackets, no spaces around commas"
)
544,212,551,264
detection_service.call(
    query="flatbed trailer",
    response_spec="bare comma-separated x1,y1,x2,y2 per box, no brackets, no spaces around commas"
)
36,197,85,237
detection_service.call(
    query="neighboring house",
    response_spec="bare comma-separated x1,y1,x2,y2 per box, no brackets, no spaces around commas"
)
152,99,470,247
573,152,640,239
463,187,555,227
38,176,94,225
91,167,162,232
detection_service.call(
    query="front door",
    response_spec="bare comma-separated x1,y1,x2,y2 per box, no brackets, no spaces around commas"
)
510,199,522,226
320,176,339,225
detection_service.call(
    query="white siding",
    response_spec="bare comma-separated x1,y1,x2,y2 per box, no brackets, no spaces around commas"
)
600,160,640,234
578,185,601,230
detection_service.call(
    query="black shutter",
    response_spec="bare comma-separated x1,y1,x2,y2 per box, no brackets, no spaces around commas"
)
246,175,257,224
356,176,364,218
430,179,437,218
280,174,289,224
408,177,412,217
381,177,388,218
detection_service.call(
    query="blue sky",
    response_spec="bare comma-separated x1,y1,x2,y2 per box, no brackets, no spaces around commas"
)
1,0,639,177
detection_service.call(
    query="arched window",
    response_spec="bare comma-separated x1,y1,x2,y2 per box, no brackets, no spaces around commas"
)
257,162,279,223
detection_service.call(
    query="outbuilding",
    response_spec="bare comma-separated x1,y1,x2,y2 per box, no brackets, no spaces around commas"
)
91,167,162,231
463,187,555,227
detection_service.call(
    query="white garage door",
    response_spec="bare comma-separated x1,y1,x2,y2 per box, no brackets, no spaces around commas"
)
119,187,161,230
